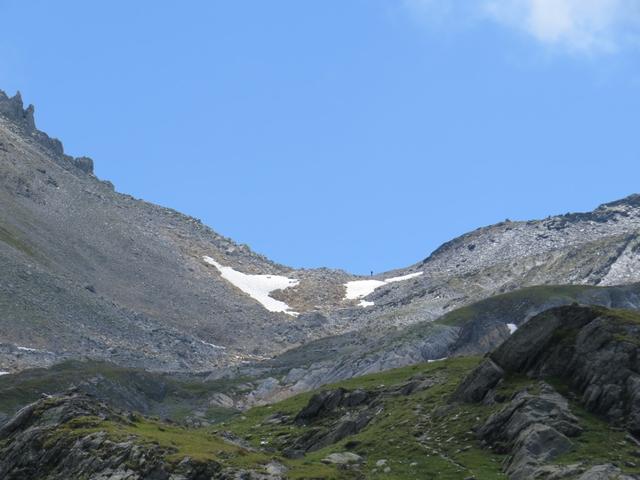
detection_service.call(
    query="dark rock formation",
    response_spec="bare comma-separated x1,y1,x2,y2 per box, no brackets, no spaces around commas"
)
72,156,94,175
456,305,640,433
288,387,377,453
453,305,640,479
478,383,582,479
491,305,640,434
295,388,370,424
451,358,504,403
0,392,276,479
0,91,35,131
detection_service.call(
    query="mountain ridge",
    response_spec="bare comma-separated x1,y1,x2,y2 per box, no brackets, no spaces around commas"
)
2,88,640,378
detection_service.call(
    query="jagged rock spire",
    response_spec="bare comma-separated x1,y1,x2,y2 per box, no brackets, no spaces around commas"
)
0,90,36,131
0,88,94,175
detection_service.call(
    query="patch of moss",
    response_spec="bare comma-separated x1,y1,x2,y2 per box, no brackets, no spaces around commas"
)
435,285,595,328
603,308,640,325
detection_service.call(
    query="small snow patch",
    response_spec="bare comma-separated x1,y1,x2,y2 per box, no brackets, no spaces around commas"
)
507,323,518,334
203,256,299,316
345,280,386,300
428,357,447,363
200,339,226,350
0,371,10,376
17,346,39,352
384,272,424,283
345,271,424,307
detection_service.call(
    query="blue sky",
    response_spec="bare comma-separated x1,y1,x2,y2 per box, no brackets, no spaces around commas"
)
1,1,640,274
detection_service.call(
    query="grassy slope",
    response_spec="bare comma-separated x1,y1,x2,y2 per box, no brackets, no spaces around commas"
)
0,360,241,422
89,356,640,478
434,284,602,328
13,354,640,478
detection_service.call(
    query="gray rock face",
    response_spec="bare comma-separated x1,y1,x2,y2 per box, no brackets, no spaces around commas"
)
451,358,504,403
577,464,640,480
456,305,640,435
294,388,370,424
288,387,377,452
448,305,640,479
0,91,35,131
487,305,640,433
72,156,94,174
477,383,582,479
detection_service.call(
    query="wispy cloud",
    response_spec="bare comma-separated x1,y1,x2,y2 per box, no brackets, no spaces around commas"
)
404,0,640,55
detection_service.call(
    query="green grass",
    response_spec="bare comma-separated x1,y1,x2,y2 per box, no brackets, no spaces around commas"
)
10,317,640,478
59,413,341,478
223,353,640,478
225,357,514,479
12,353,640,478
434,284,596,328
602,307,640,325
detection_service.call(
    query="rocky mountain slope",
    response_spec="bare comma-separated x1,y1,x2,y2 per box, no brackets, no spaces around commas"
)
193,282,640,408
2,305,640,479
2,88,640,375
0,89,356,372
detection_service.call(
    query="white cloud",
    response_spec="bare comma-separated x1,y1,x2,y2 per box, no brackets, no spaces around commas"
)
405,0,640,54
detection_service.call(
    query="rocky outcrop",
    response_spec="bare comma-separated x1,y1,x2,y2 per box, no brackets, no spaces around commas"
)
72,156,94,175
286,388,378,454
282,378,437,456
451,358,504,403
577,464,640,480
491,305,640,434
456,305,640,432
294,388,371,424
452,305,640,479
0,392,279,480
0,91,35,131
478,383,582,479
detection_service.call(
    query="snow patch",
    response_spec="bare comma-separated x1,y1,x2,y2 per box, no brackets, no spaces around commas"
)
345,271,424,307
200,339,226,350
507,323,518,334
0,371,10,376
203,256,299,316
428,357,447,363
345,280,386,300
384,272,424,283
17,346,39,352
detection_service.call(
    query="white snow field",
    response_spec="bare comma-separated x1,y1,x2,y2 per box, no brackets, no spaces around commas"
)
507,323,518,334
0,371,9,376
203,256,299,316
345,271,423,307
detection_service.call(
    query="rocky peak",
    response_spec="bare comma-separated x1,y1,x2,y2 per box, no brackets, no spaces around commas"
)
0,90,35,131
598,193,640,211
0,89,94,175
